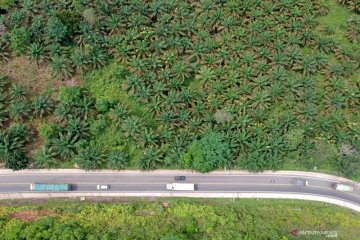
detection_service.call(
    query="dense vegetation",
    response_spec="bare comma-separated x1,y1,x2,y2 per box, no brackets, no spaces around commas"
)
0,198,359,240
0,0,359,176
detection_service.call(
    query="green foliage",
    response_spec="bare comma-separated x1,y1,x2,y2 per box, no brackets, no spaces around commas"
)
33,146,57,168
1,0,360,177
0,0,15,10
8,100,29,121
75,146,105,170
95,99,111,113
51,221,87,240
45,16,68,43
139,147,162,170
107,150,129,169
27,42,44,68
186,131,231,173
52,132,78,160
32,95,53,118
21,217,54,240
335,155,360,177
305,140,338,170
50,56,72,80
0,199,360,240
57,87,82,105
284,128,305,150
37,122,59,140
9,27,30,55
55,10,78,35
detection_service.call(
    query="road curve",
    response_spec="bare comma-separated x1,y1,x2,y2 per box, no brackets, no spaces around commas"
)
0,171,359,212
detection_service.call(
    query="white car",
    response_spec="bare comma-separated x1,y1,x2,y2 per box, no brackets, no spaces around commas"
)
97,184,110,190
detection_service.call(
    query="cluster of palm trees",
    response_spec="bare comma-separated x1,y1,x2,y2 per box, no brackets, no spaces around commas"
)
338,0,360,13
0,0,359,172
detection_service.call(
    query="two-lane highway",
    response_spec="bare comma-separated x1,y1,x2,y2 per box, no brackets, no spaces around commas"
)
0,172,359,208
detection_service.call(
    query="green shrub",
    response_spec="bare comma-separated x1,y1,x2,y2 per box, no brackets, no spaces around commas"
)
57,86,82,104
10,27,30,55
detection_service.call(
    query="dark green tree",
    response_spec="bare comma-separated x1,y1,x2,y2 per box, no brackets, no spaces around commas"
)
107,150,129,169
75,146,105,170
186,131,231,173
27,42,45,68
32,95,53,118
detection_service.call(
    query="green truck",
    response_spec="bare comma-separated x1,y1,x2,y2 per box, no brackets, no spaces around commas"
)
30,183,71,191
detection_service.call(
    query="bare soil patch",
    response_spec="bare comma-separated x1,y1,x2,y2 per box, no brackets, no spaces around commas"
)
0,57,54,95
0,57,82,97
11,210,55,222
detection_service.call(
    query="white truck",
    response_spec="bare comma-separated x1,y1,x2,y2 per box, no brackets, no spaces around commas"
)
332,183,354,192
166,183,195,191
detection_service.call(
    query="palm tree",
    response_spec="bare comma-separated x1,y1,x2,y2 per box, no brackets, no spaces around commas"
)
295,102,318,121
50,56,73,80
75,96,97,121
4,150,28,170
0,75,9,91
172,60,192,80
27,42,44,68
324,92,346,111
315,36,335,53
89,46,106,70
293,56,317,75
139,128,158,147
148,96,162,115
33,146,58,168
52,132,78,160
8,101,30,121
138,147,162,170
0,128,28,170
107,150,129,170
122,116,143,138
9,84,27,101
249,90,272,110
109,103,129,126
54,103,73,123
0,41,10,63
0,104,8,127
301,30,315,46
286,46,303,67
269,66,288,82
70,47,90,74
0,130,24,159
65,118,90,140
75,146,105,170
323,63,345,79
32,95,53,118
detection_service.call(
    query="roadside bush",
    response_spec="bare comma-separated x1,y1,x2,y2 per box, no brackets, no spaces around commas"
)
107,150,129,170
75,146,105,170
185,131,231,173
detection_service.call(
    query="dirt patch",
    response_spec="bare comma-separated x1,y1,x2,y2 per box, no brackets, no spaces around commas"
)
11,210,55,222
161,201,169,208
0,57,54,95
63,76,81,87
0,57,83,97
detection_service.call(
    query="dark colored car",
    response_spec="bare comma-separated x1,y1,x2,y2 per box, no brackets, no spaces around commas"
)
174,176,186,181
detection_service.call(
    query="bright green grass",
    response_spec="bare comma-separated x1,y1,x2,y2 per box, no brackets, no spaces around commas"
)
317,0,359,50
82,63,156,127
0,198,359,240
317,0,351,29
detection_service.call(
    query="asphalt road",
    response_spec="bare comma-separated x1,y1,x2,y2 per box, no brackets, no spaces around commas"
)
0,172,359,206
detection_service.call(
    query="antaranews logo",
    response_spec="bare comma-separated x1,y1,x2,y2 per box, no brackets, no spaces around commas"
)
290,229,338,238
290,229,298,237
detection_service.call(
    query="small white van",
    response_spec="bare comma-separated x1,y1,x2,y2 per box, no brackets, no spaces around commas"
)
97,184,110,190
